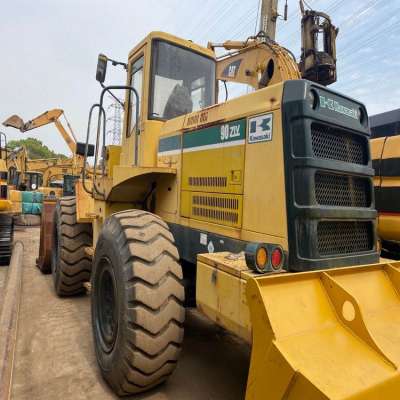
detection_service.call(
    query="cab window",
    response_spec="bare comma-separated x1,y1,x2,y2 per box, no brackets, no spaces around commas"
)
128,56,144,136
150,40,215,120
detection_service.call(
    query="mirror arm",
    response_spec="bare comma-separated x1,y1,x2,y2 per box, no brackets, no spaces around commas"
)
108,58,127,70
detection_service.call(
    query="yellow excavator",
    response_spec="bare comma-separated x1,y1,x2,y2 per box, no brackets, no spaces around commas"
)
3,108,93,197
38,6,400,400
3,108,82,170
6,145,44,192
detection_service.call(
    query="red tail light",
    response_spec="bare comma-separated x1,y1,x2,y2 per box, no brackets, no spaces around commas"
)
271,247,283,270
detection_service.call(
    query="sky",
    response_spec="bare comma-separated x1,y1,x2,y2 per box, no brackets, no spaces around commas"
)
0,0,399,155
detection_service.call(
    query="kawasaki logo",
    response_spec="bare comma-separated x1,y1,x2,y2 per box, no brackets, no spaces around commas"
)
319,96,359,120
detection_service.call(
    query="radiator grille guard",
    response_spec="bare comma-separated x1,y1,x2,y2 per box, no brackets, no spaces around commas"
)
282,80,378,271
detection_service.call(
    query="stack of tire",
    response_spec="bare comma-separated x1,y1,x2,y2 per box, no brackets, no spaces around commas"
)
0,214,14,265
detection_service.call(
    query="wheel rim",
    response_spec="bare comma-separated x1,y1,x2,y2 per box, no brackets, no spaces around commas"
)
96,258,118,353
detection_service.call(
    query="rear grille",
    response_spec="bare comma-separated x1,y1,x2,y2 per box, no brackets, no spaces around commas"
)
311,123,368,165
193,195,239,210
315,172,371,207
188,176,227,187
192,207,239,224
191,194,241,226
317,221,374,256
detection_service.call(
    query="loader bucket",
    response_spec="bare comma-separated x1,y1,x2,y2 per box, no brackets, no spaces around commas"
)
2,115,24,131
245,262,400,400
36,198,57,273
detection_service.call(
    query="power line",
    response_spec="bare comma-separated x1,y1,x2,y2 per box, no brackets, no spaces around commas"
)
198,0,245,42
215,7,258,42
201,0,258,43
186,0,234,39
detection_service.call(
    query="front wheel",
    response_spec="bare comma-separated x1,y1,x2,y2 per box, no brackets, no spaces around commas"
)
51,197,93,296
91,210,185,395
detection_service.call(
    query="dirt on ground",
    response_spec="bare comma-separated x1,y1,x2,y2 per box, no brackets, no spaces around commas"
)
9,226,250,400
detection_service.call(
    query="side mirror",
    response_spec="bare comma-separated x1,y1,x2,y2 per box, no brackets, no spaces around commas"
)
96,54,108,83
76,142,95,157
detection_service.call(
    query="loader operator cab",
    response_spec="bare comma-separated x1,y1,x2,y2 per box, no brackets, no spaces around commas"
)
24,171,42,191
91,32,216,171
96,33,216,122
148,40,216,120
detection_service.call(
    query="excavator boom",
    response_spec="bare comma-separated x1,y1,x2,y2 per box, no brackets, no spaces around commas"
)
3,109,77,155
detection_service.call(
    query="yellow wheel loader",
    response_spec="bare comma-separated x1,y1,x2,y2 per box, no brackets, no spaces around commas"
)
370,109,400,258
42,22,400,400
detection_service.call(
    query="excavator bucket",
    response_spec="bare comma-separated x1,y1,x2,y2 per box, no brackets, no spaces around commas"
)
2,115,24,131
246,262,400,399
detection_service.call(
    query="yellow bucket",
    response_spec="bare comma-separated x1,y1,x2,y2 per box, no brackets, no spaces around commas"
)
246,262,400,399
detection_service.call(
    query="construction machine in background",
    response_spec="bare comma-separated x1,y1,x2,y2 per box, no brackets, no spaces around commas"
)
3,108,83,173
37,5,400,400
0,132,16,264
370,108,400,258
6,146,44,192
3,108,94,197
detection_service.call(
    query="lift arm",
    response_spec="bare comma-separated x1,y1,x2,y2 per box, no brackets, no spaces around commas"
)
209,3,338,88
209,35,300,90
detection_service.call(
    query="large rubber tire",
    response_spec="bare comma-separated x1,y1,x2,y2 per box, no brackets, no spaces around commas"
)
51,197,93,296
0,214,14,266
91,210,185,395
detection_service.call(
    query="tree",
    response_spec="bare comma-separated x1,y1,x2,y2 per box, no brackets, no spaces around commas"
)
7,138,68,159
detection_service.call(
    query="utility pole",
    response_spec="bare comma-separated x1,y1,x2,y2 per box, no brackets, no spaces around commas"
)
106,96,123,145
259,0,279,40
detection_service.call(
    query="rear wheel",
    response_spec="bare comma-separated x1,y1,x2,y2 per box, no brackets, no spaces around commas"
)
51,197,93,296
92,210,185,395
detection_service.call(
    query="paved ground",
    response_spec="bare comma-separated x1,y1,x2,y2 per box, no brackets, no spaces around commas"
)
0,264,6,303
10,226,250,399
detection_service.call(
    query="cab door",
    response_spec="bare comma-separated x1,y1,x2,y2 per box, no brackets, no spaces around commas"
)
124,50,145,166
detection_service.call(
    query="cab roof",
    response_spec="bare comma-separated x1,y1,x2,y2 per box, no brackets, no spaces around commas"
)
128,31,215,61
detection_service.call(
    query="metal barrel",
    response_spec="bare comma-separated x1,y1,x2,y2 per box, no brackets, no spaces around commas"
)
0,241,24,400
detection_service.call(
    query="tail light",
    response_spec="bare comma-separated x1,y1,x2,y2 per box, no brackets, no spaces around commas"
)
245,243,286,274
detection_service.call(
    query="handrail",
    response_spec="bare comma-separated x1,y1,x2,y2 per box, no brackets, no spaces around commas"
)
86,85,139,199
98,85,140,165
82,104,105,197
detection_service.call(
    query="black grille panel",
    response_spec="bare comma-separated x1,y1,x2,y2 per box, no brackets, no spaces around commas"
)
193,195,239,210
317,221,374,256
315,172,371,208
188,176,227,187
311,123,368,165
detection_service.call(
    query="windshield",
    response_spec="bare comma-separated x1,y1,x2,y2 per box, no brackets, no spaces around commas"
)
150,40,215,120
